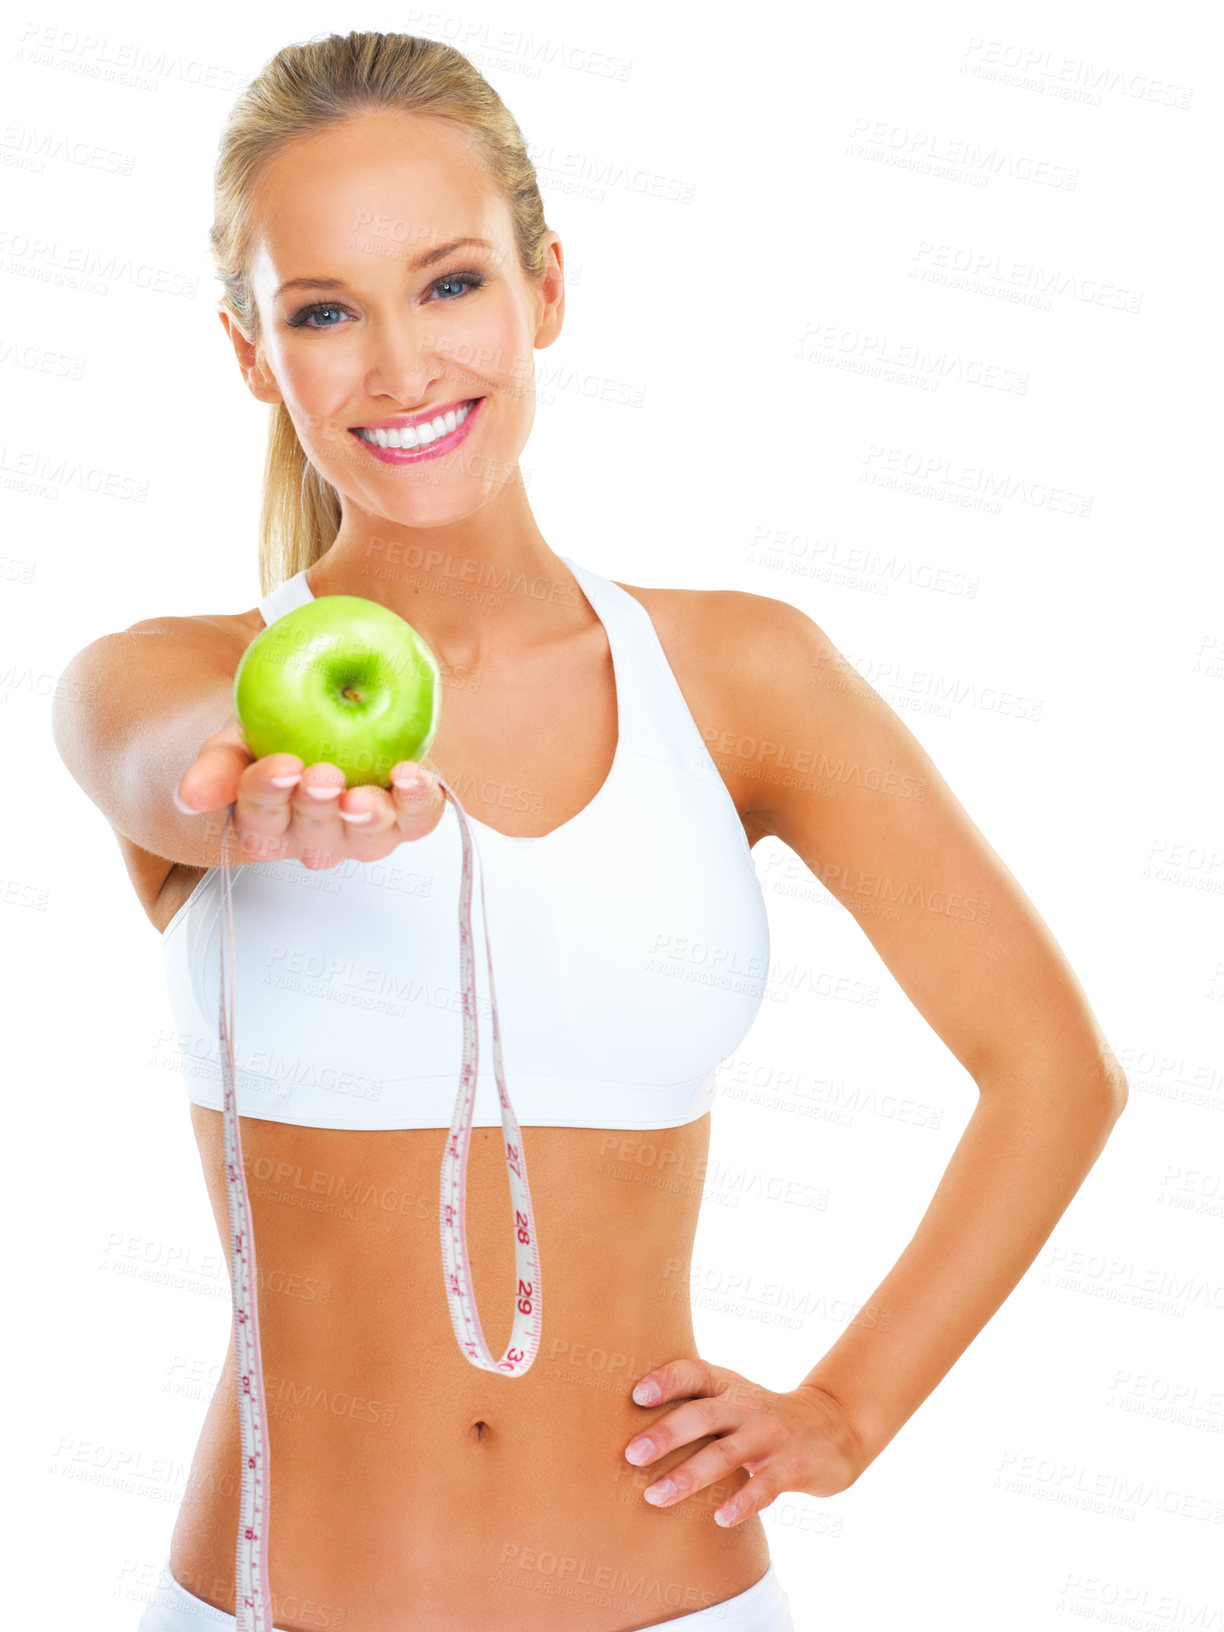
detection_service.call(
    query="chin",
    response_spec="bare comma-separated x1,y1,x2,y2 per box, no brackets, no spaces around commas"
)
365,484,495,529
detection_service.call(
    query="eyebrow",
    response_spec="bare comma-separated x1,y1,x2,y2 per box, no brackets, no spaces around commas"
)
274,236,494,299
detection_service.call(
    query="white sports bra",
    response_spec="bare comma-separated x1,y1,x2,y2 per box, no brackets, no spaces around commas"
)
160,554,770,1131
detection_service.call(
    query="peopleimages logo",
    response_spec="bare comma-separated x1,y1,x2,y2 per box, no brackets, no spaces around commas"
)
14,24,247,93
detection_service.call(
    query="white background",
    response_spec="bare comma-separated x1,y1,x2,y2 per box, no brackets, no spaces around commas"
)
3,2,1220,1628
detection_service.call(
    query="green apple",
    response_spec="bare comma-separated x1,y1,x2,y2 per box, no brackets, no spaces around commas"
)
233,594,440,787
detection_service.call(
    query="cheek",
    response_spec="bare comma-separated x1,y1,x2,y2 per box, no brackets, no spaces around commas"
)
463,308,530,390
277,345,361,424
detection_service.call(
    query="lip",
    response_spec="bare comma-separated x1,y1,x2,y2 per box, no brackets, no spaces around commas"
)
348,397,483,465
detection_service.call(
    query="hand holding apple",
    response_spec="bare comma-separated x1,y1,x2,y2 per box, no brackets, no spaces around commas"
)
232,594,441,788
172,595,448,870
172,715,448,872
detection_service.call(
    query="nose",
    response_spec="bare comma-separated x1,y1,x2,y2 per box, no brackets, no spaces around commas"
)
360,310,444,405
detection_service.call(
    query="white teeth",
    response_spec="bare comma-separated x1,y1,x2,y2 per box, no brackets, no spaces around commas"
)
356,400,474,450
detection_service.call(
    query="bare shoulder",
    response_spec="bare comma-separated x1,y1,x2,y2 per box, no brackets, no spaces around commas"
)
609,579,809,845
655,581,1126,1097
618,581,934,849
610,578,798,688
123,605,261,655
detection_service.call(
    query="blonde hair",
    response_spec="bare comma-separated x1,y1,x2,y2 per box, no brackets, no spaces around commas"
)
209,30,552,596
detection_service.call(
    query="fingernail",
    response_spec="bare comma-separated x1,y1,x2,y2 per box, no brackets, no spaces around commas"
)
305,786,343,801
633,1382,660,1406
644,1479,674,1506
714,1505,737,1527
270,773,302,789
625,1437,654,1465
173,789,200,816
393,771,431,803
336,808,373,824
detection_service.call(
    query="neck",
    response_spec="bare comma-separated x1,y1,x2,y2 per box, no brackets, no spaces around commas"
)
305,483,582,670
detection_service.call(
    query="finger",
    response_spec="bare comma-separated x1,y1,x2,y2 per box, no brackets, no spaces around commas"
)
389,762,448,838
632,1357,716,1410
225,751,309,861
626,1390,733,1467
334,778,401,846
288,763,348,869
713,1466,785,1528
639,1427,761,1512
176,718,260,814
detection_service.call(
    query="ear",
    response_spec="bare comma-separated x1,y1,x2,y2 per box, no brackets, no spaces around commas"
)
217,306,284,406
533,232,565,351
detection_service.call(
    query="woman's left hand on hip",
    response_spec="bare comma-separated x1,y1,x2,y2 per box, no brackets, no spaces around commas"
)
624,1357,866,1527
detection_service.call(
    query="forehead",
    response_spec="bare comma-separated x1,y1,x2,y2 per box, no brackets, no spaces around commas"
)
248,109,509,287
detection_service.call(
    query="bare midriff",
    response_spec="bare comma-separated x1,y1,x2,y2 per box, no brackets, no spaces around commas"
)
170,1106,772,1631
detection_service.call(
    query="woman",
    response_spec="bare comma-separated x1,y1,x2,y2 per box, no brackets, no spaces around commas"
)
53,30,1128,1632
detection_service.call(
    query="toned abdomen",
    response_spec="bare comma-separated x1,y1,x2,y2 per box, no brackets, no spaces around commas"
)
169,1111,772,1630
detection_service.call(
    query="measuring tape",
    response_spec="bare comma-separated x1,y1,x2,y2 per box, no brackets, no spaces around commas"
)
215,781,543,1629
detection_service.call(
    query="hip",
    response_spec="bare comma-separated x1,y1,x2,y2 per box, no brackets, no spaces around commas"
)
139,1553,794,1631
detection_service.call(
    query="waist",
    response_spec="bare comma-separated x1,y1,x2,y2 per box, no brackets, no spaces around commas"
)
188,1108,714,1362
178,1322,771,1630
174,1113,776,1625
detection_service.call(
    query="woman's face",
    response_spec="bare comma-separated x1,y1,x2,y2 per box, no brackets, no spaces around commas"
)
229,108,563,528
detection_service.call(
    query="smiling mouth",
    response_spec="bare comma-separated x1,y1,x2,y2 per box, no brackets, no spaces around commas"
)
351,399,479,451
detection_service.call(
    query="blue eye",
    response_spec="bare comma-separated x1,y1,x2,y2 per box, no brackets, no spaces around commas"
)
287,302,347,330
430,271,484,301
286,270,485,330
